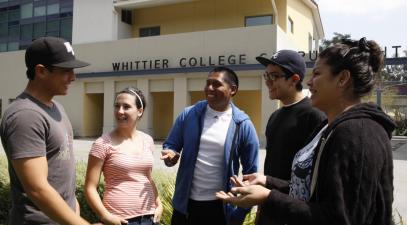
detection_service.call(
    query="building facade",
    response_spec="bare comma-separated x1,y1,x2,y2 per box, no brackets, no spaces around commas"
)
0,0,324,145
0,0,73,52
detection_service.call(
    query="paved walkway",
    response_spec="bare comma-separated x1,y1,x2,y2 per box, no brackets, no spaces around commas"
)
1,138,406,222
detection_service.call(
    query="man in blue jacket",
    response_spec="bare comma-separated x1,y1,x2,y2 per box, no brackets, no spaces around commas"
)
161,66,259,225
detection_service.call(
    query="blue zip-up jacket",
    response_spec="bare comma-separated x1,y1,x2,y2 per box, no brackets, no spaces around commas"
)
163,100,259,224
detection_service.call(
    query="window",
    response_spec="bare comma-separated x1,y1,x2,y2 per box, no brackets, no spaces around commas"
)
60,17,72,40
8,25,19,39
0,43,6,52
20,23,33,40
21,3,33,19
245,15,273,27
46,19,59,32
7,42,18,51
0,11,7,23
139,26,160,37
8,9,20,21
0,22,7,37
33,21,45,38
288,16,294,33
34,5,46,17
60,2,73,14
0,1,74,52
47,3,59,15
121,9,132,25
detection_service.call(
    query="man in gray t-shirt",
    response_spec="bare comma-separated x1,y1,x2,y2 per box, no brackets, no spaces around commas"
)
0,37,98,225
1,93,76,224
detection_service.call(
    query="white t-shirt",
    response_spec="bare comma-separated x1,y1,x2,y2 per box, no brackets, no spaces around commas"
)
190,106,233,201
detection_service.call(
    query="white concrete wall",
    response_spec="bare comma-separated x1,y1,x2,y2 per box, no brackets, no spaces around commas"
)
72,0,117,44
0,25,295,142
73,25,280,74
116,9,133,40
0,50,27,118
276,26,297,51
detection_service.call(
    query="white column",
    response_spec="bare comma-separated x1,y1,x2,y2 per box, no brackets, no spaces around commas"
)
314,38,319,52
137,78,154,136
173,76,188,122
103,80,115,133
260,78,279,147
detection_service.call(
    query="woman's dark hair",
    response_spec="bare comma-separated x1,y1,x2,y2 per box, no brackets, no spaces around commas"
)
319,37,384,97
117,86,146,112
211,66,239,88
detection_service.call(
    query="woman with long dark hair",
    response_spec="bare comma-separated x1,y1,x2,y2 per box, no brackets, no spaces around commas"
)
217,38,395,225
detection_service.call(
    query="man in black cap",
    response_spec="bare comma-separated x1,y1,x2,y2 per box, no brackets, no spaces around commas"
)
248,50,325,225
0,37,99,225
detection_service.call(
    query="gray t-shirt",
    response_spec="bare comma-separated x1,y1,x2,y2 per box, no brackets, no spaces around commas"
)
0,92,76,225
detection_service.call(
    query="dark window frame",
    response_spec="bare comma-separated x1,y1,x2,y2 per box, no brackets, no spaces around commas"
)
139,26,160,37
121,9,132,25
244,14,273,27
288,16,294,33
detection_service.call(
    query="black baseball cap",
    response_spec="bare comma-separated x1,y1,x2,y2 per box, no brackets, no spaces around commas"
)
256,50,306,80
25,37,90,70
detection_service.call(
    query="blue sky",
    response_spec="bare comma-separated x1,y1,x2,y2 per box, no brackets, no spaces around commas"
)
316,0,407,57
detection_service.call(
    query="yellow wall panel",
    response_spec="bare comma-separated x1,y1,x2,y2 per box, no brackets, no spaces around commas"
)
275,0,288,31
85,82,104,94
287,0,314,51
115,80,138,93
233,90,262,135
152,92,174,139
83,93,104,137
132,0,274,37
190,91,206,105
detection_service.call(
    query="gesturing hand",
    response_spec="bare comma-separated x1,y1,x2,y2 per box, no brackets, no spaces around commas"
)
160,149,180,167
242,173,267,186
216,185,271,208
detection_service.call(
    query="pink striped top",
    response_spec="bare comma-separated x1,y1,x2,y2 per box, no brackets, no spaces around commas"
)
89,132,157,219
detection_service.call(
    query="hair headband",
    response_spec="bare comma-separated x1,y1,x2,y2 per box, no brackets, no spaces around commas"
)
128,89,144,110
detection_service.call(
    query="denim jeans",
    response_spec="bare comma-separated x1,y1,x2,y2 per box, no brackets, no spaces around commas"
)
123,215,158,225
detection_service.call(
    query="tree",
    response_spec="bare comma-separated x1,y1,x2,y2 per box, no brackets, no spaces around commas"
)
381,50,407,82
319,32,351,51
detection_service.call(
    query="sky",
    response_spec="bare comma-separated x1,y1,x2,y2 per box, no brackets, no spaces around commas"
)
316,0,407,57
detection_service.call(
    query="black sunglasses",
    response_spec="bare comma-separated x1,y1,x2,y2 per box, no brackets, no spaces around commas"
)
263,71,287,81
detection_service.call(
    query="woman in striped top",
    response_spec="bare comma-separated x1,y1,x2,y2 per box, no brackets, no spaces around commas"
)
85,87,162,225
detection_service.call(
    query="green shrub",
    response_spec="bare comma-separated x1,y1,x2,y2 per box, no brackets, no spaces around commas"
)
395,119,407,136
76,161,104,223
0,156,256,225
394,208,405,225
0,156,11,225
152,170,176,225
